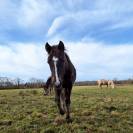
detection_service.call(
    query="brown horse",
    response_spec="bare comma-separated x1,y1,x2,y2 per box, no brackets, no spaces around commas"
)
43,76,54,95
45,41,76,122
97,79,115,89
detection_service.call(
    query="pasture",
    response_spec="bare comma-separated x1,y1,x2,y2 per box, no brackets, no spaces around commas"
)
0,85,133,133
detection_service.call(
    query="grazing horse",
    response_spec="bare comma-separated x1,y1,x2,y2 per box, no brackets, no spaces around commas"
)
45,41,76,122
43,76,54,95
108,80,115,89
97,79,115,89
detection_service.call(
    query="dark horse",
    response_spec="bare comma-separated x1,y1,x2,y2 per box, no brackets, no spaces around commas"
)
45,41,76,122
43,76,53,95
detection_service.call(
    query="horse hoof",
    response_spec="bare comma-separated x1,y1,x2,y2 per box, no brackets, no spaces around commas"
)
60,110,65,115
66,117,72,123
55,98,57,102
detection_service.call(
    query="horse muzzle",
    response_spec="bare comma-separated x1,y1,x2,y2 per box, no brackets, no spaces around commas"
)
55,81,63,89
55,81,61,87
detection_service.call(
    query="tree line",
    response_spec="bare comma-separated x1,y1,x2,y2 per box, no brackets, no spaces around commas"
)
0,77,44,89
0,77,133,89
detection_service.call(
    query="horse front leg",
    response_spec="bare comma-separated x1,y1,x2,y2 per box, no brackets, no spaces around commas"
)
55,88,65,115
50,85,53,95
98,84,100,88
65,86,72,122
49,87,51,95
60,88,66,112
100,84,102,89
43,87,48,95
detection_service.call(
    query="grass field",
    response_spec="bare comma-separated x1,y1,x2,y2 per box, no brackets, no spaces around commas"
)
0,85,133,133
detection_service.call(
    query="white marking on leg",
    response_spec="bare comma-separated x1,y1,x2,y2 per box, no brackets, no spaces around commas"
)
53,56,60,86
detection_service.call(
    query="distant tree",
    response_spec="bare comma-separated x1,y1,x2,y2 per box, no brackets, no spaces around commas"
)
15,78,23,88
0,77,13,88
29,78,44,88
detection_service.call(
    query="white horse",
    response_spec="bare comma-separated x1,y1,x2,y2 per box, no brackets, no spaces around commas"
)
108,80,115,89
97,79,115,89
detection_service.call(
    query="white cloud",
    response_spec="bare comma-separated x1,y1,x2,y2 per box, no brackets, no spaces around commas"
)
0,42,49,80
0,0,133,81
1,0,133,40
66,41,133,80
47,15,74,36
0,0,17,30
47,0,133,38
1,41,133,81
17,0,48,28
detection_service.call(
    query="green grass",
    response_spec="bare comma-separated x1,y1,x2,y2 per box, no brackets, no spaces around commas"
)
0,85,133,133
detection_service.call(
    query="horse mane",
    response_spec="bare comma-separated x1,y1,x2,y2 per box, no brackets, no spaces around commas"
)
64,53,72,64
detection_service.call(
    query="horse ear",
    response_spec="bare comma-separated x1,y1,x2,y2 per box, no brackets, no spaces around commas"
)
58,41,65,51
45,42,51,54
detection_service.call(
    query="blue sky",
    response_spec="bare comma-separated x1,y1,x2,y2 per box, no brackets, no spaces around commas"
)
0,0,133,81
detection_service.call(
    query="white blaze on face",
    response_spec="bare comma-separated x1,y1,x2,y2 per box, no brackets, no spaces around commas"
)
52,56,60,86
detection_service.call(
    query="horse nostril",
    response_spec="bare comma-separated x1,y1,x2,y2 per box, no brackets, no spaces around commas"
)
55,81,61,88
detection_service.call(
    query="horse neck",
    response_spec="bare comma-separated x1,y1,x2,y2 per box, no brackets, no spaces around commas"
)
64,53,73,71
64,53,76,83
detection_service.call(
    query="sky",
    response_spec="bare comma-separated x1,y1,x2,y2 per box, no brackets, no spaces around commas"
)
0,0,133,81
